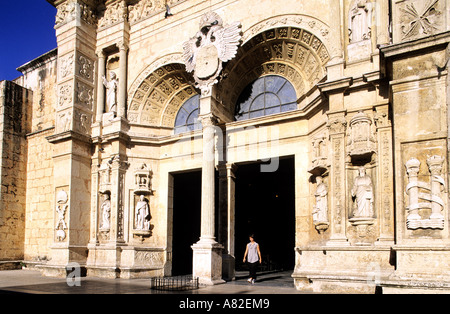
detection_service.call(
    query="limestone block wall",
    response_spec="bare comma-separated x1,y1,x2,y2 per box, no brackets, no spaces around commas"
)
0,81,32,264
17,50,58,263
24,130,55,262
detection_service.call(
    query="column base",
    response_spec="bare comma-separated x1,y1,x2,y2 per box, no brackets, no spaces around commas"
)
191,240,225,285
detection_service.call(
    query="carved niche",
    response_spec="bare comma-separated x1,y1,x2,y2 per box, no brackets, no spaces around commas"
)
133,163,154,241
347,111,377,161
309,133,328,176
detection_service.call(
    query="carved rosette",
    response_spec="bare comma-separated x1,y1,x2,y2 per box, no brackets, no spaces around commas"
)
394,0,444,43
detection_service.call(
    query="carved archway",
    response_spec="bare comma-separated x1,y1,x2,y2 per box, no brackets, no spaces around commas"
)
218,26,330,114
128,63,199,127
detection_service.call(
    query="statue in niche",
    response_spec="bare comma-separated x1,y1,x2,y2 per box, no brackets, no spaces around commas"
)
99,193,111,230
348,0,373,42
135,195,150,231
102,71,118,113
351,166,374,218
313,175,328,223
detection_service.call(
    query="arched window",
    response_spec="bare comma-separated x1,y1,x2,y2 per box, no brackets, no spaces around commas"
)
235,75,297,121
174,94,202,134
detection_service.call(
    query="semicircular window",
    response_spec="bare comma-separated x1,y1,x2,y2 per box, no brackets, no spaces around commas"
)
235,75,297,121
174,94,202,134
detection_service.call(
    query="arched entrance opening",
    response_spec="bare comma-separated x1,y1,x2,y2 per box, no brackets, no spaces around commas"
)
235,156,296,273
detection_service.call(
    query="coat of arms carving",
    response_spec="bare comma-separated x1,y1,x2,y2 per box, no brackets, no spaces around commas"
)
182,12,242,91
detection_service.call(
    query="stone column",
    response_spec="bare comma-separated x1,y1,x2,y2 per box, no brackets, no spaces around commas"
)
192,87,224,285
199,114,217,242
96,49,106,122
217,162,237,281
117,41,128,119
405,158,421,226
427,155,445,220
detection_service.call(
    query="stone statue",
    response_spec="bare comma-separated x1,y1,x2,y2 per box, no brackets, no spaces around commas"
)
135,195,150,230
348,0,372,42
351,166,374,218
99,193,111,230
313,175,328,223
102,71,118,113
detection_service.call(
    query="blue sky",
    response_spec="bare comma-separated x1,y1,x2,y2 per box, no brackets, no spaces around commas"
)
0,1,57,81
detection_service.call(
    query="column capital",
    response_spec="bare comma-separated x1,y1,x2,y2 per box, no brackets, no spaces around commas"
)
117,40,129,52
96,48,106,58
199,113,218,128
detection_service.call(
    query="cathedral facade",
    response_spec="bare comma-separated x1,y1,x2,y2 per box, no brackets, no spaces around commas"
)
0,0,450,293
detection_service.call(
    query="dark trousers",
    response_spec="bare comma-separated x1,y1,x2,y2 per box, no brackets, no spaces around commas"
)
248,262,258,279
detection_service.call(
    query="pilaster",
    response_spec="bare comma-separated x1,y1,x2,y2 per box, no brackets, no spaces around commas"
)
42,0,97,277
326,110,349,246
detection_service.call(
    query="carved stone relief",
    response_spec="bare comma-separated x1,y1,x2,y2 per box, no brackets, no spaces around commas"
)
76,52,95,84
76,81,94,110
55,189,69,242
132,163,154,241
309,133,328,176
99,0,127,28
128,63,197,126
405,155,445,230
55,0,97,28
312,175,329,233
350,166,375,221
58,83,73,108
57,109,72,133
128,0,183,24
99,193,111,231
348,0,373,43
59,53,74,81
73,109,92,135
220,27,329,113
394,0,444,43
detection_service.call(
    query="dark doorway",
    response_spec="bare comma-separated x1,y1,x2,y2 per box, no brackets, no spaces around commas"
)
235,156,296,271
171,170,201,276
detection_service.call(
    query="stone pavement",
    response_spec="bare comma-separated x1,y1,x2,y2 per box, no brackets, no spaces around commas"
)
0,269,307,294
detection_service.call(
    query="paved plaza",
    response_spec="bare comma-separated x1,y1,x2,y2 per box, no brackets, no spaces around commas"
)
0,269,306,295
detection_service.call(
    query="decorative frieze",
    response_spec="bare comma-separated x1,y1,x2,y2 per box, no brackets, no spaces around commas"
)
98,0,127,28
55,0,97,28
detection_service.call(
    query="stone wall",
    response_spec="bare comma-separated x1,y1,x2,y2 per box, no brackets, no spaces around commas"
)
17,49,57,264
0,81,31,266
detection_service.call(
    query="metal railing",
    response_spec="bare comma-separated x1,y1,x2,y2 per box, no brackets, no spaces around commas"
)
150,275,199,291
